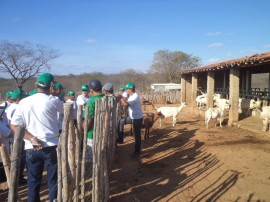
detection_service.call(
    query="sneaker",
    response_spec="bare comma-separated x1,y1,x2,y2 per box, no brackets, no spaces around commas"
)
19,178,27,185
130,151,140,157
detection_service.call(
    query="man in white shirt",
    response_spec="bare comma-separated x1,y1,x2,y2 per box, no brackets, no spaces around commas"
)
11,73,64,202
117,82,143,157
77,84,90,120
0,90,13,124
66,90,78,126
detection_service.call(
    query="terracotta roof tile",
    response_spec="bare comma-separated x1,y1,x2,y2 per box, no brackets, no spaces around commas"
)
181,51,270,74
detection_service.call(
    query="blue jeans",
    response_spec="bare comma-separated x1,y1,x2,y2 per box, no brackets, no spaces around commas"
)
26,146,58,202
118,117,143,152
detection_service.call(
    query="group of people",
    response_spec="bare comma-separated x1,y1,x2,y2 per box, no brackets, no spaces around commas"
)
0,72,144,202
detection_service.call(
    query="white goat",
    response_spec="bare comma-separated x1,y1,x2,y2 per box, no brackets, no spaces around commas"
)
196,94,207,108
259,106,270,132
155,102,187,127
196,93,222,109
205,99,230,129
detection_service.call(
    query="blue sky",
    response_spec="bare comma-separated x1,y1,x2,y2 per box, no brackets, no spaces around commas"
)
0,0,270,77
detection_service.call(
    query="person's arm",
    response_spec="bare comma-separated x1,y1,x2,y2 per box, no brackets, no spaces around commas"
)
23,129,44,150
121,98,129,106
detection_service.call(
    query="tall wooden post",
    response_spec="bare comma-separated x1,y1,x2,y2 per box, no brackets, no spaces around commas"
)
207,72,215,108
81,106,89,202
8,126,25,202
60,103,72,201
74,106,82,202
181,75,186,102
67,103,76,199
229,68,240,126
0,144,11,187
192,73,198,111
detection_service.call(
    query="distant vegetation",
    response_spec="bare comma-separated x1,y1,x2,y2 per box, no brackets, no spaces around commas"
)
0,70,164,100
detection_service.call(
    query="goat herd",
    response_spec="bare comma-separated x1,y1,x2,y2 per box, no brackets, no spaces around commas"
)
196,92,270,131
141,92,270,136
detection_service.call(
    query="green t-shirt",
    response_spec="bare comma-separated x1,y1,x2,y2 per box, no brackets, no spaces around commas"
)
86,93,104,139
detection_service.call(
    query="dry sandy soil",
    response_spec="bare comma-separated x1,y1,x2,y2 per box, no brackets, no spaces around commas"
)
110,105,270,202
1,105,270,201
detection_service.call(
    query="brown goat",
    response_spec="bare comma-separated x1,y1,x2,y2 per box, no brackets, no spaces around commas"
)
142,112,163,139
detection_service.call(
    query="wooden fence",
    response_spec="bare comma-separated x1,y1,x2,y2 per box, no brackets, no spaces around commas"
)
140,90,181,104
5,96,121,202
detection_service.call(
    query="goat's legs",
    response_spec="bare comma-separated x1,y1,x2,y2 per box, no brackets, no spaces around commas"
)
219,117,223,127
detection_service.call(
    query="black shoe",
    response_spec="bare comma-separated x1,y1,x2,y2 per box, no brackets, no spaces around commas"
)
130,151,140,157
116,138,124,144
19,178,27,185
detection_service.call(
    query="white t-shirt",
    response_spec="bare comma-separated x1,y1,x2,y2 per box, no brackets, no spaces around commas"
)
77,95,90,118
11,93,64,150
6,103,18,126
66,99,78,119
122,91,128,98
127,92,143,119
0,101,12,125
0,121,12,162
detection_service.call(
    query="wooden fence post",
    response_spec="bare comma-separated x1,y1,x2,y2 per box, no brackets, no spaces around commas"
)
60,103,72,201
8,126,25,202
0,143,11,187
68,103,76,198
92,97,110,202
74,106,82,201
81,105,89,201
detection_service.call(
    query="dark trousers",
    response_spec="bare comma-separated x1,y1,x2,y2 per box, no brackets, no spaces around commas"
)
20,141,26,180
26,146,57,202
118,117,143,152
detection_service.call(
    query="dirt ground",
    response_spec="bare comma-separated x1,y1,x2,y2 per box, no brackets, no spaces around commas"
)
1,105,270,201
110,105,270,202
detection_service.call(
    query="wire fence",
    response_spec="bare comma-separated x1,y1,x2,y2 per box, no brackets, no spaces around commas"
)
1,96,121,201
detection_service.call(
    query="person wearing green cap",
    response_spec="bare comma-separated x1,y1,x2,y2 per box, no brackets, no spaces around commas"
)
11,72,63,202
117,82,143,157
77,84,91,120
0,90,13,124
66,90,78,126
5,89,28,185
50,81,65,133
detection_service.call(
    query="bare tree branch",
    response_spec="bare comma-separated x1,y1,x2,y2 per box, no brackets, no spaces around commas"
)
0,40,60,88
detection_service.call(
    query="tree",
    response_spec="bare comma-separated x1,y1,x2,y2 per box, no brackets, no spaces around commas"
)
0,40,60,88
150,50,200,83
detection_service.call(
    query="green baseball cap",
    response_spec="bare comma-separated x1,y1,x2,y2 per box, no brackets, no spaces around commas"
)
11,89,26,100
125,82,135,90
55,82,65,90
29,88,38,96
81,84,89,91
120,86,126,91
36,73,55,89
6,90,13,98
67,90,75,96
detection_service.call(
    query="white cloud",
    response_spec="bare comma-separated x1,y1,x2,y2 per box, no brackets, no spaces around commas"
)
208,58,220,63
207,42,224,49
206,31,222,36
85,38,96,44
263,44,270,48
